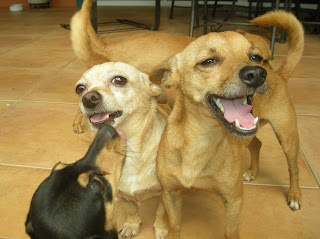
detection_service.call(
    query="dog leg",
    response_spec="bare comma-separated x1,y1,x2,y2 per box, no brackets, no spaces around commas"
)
119,198,141,238
223,191,243,239
73,109,84,134
154,198,169,239
270,122,301,211
243,136,262,181
162,189,182,239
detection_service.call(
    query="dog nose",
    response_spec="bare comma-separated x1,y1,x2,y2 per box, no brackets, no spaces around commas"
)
82,91,101,109
239,66,267,88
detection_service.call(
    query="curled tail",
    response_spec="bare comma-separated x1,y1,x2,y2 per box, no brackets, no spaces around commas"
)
250,10,304,78
70,0,110,68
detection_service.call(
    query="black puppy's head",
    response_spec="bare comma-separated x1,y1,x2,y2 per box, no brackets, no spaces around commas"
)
25,125,122,239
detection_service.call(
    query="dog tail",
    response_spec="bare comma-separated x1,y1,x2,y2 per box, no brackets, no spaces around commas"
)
70,0,110,68
249,10,304,78
81,125,120,166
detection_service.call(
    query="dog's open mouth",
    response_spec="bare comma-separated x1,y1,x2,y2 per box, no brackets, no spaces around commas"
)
206,94,258,137
89,111,122,127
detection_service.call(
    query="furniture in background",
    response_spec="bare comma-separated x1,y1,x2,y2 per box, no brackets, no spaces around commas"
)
90,0,161,33
27,0,49,8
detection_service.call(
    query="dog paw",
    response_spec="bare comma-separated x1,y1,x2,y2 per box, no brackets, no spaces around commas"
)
288,192,302,211
243,170,256,181
73,124,84,134
154,227,168,239
119,222,140,238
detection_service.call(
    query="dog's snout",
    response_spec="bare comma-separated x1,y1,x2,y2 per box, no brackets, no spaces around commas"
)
82,91,101,109
239,66,267,88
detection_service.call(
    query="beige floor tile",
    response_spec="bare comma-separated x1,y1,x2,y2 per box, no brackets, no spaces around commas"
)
0,36,34,55
0,68,57,100
23,34,72,50
288,78,320,116
244,124,317,188
0,101,91,168
241,186,320,239
0,166,51,239
1,166,319,239
0,25,57,36
298,116,320,184
273,37,320,57
271,56,320,78
0,47,75,69
0,101,15,115
22,69,83,103
64,58,89,71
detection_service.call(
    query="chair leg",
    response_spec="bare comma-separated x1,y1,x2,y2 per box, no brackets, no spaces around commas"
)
270,0,280,60
169,0,175,19
212,0,218,17
248,0,252,19
189,0,196,37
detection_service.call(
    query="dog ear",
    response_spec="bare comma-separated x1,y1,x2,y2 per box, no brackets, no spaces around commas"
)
236,29,271,60
139,73,167,104
149,55,181,88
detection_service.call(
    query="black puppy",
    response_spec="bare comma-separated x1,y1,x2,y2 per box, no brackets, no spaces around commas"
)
25,125,123,239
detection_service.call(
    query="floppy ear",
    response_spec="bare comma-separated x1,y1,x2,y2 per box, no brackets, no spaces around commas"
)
149,55,181,88
139,73,168,104
236,29,271,60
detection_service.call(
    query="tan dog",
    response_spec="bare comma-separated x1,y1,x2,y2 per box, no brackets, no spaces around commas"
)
71,0,303,212
239,11,304,211
75,62,170,238
70,0,193,133
151,11,303,239
70,0,194,74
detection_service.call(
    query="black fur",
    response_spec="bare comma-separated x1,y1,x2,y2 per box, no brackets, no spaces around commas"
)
25,125,119,239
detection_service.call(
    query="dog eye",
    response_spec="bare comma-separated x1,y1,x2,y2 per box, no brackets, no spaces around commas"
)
112,76,127,86
200,58,219,66
250,55,263,63
76,85,86,94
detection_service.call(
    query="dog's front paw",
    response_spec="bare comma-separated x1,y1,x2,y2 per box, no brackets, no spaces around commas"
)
154,226,168,239
73,123,84,134
119,222,140,238
243,170,257,181
288,191,302,211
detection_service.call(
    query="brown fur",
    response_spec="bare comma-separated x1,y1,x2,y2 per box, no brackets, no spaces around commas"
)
75,62,171,237
70,0,194,75
152,11,304,239
239,11,304,211
70,0,194,133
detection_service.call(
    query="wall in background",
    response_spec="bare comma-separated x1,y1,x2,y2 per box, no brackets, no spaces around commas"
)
0,0,76,8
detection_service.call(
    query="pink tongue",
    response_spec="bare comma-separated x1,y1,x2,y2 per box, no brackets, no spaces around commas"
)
220,98,255,129
90,113,110,123
116,130,126,143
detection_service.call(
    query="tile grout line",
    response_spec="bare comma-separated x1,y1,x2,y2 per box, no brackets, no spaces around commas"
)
18,100,78,105
296,114,320,117
244,182,319,190
17,56,77,102
0,163,51,171
299,145,320,189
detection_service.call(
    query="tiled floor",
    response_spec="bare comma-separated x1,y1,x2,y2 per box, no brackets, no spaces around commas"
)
0,5,319,239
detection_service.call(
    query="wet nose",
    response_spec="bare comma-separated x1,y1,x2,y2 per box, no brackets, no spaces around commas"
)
82,91,101,109
239,66,267,88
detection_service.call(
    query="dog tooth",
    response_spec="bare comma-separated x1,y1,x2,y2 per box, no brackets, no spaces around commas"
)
243,96,248,105
235,119,240,128
254,117,259,125
214,98,224,113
